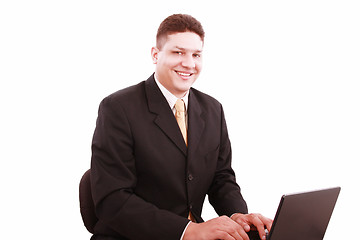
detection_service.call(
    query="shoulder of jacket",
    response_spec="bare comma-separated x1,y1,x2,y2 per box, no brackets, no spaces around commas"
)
103,81,146,104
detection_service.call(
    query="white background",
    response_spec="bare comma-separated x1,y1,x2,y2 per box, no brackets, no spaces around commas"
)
1,0,359,239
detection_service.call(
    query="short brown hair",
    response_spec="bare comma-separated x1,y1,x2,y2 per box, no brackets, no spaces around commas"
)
156,14,205,49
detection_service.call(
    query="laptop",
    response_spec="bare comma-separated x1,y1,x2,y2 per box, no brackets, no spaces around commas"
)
248,187,341,240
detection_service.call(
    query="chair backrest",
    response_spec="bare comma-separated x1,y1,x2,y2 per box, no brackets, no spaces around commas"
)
79,169,98,233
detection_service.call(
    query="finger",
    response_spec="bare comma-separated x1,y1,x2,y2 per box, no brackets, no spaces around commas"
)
225,222,245,240
217,231,236,240
228,224,249,240
243,224,251,233
255,215,273,240
217,216,244,240
227,218,249,240
238,228,250,240
261,216,273,231
250,215,267,240
231,214,251,232
229,218,250,240
236,220,251,233
256,214,273,237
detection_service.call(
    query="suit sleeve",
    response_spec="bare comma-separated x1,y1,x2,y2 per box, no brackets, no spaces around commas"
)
90,97,189,240
207,105,248,216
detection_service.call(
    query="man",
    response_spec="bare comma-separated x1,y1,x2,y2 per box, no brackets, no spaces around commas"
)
90,14,272,240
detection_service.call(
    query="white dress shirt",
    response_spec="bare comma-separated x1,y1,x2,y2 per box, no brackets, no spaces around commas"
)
154,76,189,128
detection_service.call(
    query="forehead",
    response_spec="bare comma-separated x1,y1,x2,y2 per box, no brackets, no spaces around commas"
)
162,32,203,51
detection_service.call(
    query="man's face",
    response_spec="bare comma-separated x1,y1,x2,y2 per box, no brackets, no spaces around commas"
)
152,32,203,98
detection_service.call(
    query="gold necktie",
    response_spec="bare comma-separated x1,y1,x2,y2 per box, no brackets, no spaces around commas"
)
175,99,195,222
174,99,187,146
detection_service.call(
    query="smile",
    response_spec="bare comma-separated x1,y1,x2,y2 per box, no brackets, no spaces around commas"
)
175,71,193,77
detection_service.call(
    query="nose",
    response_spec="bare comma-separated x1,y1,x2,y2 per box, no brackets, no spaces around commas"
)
181,54,196,69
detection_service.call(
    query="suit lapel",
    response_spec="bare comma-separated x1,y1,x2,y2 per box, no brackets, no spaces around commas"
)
187,90,205,153
145,75,188,156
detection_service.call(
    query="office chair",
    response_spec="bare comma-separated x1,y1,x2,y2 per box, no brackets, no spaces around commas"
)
79,169,98,233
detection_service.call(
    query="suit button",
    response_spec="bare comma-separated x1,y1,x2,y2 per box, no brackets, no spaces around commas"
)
188,174,194,181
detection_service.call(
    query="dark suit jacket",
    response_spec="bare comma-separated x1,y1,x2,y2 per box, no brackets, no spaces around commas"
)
90,74,248,240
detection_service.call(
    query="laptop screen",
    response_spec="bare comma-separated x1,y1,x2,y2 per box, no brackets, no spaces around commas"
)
268,187,340,240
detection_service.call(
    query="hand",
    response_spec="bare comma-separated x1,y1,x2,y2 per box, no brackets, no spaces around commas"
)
231,213,273,240
183,215,250,240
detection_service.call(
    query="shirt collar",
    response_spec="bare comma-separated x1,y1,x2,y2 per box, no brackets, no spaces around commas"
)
154,75,189,111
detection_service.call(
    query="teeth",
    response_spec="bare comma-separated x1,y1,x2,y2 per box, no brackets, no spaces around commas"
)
176,71,191,77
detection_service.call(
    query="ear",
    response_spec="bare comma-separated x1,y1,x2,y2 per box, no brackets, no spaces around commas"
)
151,47,160,64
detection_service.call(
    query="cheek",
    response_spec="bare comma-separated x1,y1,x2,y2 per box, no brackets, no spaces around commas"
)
163,56,181,69
195,61,203,72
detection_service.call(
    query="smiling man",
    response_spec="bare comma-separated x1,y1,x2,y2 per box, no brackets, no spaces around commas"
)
90,14,272,240
151,31,203,98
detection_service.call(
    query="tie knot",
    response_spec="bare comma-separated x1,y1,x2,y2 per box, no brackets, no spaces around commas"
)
175,99,185,112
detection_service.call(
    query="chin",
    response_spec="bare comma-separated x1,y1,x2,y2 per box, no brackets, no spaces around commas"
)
176,79,196,90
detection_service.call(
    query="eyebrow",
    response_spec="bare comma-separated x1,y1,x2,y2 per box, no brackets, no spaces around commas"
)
174,46,203,53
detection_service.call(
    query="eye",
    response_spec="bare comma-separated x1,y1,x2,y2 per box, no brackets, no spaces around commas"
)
193,53,201,58
173,51,184,55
